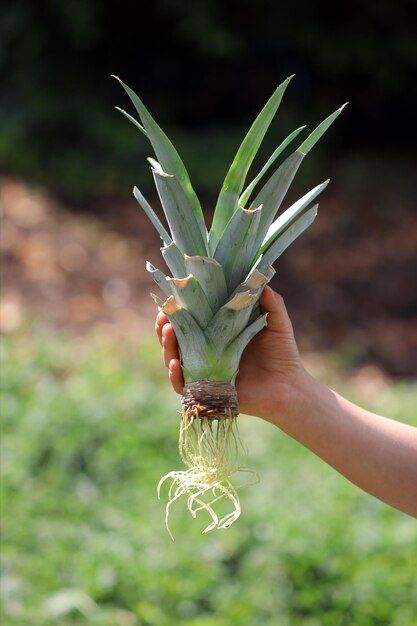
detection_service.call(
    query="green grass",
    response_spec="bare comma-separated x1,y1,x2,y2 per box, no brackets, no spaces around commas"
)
1,328,417,626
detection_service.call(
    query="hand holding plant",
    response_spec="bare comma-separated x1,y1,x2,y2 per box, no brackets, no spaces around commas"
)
157,286,303,425
157,288,417,520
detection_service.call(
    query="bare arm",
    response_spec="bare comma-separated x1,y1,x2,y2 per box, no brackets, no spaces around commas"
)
156,287,417,518
274,368,417,517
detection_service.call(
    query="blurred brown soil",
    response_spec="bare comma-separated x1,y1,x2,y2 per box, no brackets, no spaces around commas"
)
1,170,416,379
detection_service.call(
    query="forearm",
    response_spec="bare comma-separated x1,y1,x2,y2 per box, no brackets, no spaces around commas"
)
271,368,417,517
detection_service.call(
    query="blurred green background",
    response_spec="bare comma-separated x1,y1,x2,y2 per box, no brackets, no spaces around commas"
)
1,1,417,624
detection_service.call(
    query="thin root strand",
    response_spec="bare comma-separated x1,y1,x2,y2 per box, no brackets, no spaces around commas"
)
158,407,257,539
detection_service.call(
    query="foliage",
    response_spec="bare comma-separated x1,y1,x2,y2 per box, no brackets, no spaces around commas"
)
1,327,417,625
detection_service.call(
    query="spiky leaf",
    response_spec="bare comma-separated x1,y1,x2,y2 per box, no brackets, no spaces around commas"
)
257,204,318,272
161,242,187,278
209,75,294,252
134,186,172,246
205,292,256,356
146,262,172,298
160,296,215,382
214,206,262,291
257,180,329,258
219,314,268,382
153,169,208,256
239,125,306,207
167,275,213,328
184,256,228,310
115,107,147,136
298,104,348,155
113,76,207,241
248,151,304,258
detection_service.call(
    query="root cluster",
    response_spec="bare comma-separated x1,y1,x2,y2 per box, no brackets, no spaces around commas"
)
158,407,257,539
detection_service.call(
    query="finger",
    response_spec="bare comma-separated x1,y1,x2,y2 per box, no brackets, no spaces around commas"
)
260,286,293,334
169,358,184,394
155,312,169,345
162,323,179,367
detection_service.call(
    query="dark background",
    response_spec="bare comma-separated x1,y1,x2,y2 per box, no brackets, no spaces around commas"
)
1,0,417,377
2,0,417,195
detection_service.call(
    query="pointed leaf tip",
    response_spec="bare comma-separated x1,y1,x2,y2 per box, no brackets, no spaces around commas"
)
297,104,346,156
210,75,294,247
115,78,207,242
115,106,147,136
150,292,164,307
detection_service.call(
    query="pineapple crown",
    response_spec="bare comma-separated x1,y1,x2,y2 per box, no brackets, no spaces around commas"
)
113,74,346,383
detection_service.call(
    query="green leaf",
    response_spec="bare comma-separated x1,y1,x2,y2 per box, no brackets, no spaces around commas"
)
214,206,262,291
234,265,275,299
205,291,256,357
257,180,329,259
133,186,172,245
184,255,228,310
235,265,276,325
147,157,163,173
297,103,348,155
167,275,213,329
161,242,187,278
113,75,207,241
146,262,172,298
239,125,306,207
248,151,304,259
257,204,318,272
160,296,216,383
219,314,268,382
153,169,208,256
115,107,147,136
209,75,294,252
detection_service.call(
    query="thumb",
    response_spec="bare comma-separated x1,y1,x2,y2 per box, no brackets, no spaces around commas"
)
260,286,293,334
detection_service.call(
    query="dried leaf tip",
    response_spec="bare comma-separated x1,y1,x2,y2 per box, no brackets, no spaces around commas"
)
184,255,222,268
167,275,193,288
161,295,182,315
150,292,164,307
246,269,270,289
225,291,255,310
150,160,174,177
147,157,164,174
241,204,263,215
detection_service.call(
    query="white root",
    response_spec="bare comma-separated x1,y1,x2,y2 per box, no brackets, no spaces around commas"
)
158,408,258,539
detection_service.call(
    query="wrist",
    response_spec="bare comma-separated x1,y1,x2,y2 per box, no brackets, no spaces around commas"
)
268,364,319,431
